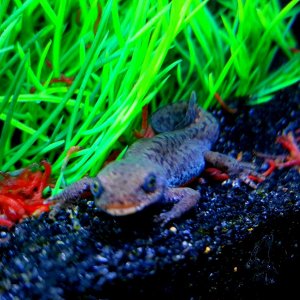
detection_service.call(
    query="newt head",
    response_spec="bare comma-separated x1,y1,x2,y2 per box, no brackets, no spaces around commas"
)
91,160,166,216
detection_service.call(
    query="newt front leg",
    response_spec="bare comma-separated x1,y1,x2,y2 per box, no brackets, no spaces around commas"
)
156,187,200,226
46,177,93,217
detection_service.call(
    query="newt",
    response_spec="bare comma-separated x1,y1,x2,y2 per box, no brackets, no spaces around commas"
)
47,92,261,225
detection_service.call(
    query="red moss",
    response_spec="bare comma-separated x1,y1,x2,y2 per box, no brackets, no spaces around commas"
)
0,161,52,229
30,74,74,93
214,93,237,114
264,131,300,176
275,131,300,169
134,105,155,139
203,167,230,182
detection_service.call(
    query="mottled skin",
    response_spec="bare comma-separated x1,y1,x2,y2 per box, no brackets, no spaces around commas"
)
47,92,258,225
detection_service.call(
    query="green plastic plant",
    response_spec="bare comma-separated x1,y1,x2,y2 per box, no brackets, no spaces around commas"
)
0,0,299,192
166,0,300,107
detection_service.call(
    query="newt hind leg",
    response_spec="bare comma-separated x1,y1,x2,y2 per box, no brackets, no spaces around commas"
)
204,151,264,188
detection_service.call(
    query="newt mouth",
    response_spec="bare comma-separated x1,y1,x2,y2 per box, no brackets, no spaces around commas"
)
100,203,146,216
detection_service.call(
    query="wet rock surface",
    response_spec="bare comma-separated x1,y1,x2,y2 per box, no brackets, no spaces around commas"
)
0,87,299,299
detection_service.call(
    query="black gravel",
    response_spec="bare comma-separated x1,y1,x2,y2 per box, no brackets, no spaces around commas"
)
0,86,299,300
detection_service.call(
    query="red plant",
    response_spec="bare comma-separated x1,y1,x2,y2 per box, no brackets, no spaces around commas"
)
0,161,52,228
262,130,300,176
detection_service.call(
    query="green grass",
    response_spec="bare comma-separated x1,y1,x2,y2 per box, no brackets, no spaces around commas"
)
0,0,299,192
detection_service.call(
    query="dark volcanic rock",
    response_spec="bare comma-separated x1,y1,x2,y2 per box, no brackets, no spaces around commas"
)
0,86,299,300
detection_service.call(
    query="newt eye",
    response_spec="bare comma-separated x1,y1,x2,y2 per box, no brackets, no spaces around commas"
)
141,173,157,193
91,178,103,198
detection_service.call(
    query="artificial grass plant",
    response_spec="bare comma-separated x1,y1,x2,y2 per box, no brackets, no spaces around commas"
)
0,0,299,193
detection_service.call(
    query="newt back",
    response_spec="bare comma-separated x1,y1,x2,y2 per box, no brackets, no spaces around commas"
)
124,92,219,186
